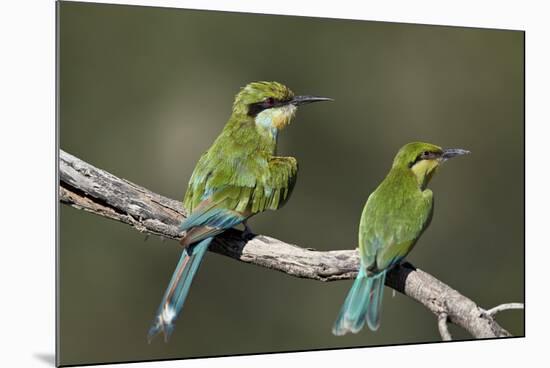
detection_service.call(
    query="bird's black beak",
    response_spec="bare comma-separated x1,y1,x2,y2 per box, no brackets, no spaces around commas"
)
290,95,334,106
441,148,470,161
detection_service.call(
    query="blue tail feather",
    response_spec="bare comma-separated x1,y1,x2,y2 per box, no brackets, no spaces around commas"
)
149,203,247,342
148,238,212,342
332,269,387,335
366,270,386,331
179,207,245,232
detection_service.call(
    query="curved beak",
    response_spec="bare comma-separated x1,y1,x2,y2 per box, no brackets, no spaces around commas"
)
441,148,470,162
290,95,334,106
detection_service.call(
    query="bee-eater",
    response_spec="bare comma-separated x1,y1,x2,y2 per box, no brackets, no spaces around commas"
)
148,81,332,342
332,142,469,335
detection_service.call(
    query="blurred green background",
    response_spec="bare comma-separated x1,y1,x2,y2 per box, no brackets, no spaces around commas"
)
58,1,524,366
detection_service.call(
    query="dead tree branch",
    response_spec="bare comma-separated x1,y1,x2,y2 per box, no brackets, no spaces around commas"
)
437,313,452,341
484,303,525,317
59,149,522,340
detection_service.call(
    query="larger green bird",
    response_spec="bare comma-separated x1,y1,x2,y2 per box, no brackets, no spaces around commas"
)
148,81,332,342
332,142,469,335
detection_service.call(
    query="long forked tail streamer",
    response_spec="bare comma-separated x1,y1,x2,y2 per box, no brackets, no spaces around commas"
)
365,270,387,331
332,269,387,335
147,237,213,342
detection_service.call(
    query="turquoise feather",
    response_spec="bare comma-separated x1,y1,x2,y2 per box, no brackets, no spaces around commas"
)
332,268,387,335
147,238,212,342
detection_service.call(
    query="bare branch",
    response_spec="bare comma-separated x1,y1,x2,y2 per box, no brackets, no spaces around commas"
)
438,313,452,341
59,149,518,339
485,303,524,317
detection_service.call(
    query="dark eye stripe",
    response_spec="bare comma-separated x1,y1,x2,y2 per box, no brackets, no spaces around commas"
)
247,98,292,117
409,151,440,167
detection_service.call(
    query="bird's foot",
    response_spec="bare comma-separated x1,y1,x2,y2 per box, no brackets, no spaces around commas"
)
400,261,417,271
241,221,256,241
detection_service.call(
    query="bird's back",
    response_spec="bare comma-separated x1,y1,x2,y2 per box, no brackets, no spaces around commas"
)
183,117,272,206
182,119,297,220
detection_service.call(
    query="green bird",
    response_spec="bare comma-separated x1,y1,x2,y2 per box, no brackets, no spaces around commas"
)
332,142,469,335
148,81,332,342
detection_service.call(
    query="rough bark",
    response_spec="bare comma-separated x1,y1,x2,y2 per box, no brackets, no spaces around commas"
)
59,149,519,339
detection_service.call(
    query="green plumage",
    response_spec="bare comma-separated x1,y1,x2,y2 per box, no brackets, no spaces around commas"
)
333,142,469,335
359,159,434,273
183,82,298,217
149,81,332,341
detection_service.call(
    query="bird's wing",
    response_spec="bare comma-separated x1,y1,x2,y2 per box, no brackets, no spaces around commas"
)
360,184,434,272
178,155,297,246
252,156,298,212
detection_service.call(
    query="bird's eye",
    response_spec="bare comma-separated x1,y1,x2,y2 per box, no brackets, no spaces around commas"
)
264,97,275,106
421,151,430,158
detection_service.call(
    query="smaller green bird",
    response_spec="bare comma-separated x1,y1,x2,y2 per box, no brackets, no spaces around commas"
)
332,142,469,335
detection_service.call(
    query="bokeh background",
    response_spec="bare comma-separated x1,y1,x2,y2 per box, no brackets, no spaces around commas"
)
58,1,524,366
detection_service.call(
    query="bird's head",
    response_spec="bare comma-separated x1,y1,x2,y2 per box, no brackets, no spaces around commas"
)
232,81,333,131
393,142,470,189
